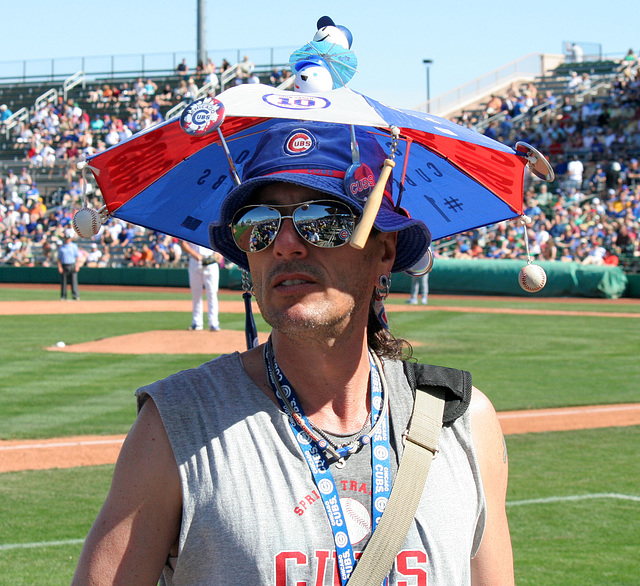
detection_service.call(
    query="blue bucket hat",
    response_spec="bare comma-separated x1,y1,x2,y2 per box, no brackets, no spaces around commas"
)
209,120,431,273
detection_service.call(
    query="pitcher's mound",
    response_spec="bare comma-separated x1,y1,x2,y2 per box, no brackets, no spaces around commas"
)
46,330,270,354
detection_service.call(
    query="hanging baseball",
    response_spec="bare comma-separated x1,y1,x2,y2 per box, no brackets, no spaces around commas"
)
73,207,102,238
519,264,547,293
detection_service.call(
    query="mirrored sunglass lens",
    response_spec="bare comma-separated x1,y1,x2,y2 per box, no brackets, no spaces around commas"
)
232,207,280,252
293,203,355,248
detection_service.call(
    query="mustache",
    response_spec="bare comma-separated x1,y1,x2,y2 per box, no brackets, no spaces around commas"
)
266,261,325,285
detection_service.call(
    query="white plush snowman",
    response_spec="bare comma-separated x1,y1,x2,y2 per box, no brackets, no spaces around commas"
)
293,59,333,93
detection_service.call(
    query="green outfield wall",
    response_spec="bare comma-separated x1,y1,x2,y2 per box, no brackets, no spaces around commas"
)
0,259,633,298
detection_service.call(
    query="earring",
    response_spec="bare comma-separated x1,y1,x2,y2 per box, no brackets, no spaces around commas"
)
373,274,391,330
375,274,391,301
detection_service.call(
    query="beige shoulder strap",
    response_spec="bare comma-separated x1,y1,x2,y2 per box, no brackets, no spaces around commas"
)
347,387,445,586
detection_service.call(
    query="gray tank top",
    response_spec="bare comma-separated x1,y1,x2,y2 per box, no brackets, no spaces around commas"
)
137,352,486,585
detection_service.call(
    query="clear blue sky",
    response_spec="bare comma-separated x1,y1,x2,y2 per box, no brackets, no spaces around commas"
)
1,0,637,110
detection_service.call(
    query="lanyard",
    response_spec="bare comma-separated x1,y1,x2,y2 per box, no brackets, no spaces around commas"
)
265,341,392,586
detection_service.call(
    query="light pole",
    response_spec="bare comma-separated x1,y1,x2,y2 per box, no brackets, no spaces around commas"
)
423,59,433,113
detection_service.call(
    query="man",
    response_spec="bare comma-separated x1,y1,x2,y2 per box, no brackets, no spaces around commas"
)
72,121,513,585
57,229,81,300
180,240,223,331
238,54,255,79
566,155,584,191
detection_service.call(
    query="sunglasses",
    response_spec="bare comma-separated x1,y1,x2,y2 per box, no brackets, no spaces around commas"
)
231,200,358,253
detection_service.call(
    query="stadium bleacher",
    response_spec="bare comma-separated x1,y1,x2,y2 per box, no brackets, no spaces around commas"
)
1,49,638,279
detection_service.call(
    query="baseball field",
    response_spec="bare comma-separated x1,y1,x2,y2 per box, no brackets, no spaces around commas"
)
0,284,639,585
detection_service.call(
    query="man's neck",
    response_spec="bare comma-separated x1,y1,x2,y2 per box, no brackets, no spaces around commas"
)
269,331,373,435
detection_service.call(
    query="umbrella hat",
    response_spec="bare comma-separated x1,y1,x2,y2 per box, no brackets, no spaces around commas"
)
86,84,530,271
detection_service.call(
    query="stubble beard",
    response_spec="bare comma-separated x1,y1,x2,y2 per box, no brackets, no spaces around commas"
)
252,262,370,341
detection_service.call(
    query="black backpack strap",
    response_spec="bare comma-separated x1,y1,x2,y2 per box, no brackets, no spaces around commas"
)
402,361,472,425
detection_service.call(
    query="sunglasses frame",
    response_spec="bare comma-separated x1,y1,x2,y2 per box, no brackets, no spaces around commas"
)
230,199,359,254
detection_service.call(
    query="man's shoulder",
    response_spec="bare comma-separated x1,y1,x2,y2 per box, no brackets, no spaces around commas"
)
402,360,472,424
137,352,243,397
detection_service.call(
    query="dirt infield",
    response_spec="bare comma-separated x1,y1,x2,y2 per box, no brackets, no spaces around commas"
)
2,290,639,473
3,404,640,473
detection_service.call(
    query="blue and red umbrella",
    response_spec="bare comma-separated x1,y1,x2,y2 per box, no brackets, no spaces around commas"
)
86,83,543,258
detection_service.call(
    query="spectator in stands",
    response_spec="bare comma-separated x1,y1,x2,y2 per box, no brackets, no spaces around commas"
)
139,243,154,266
238,55,255,79
144,78,158,99
168,237,182,264
566,155,584,191
582,236,607,265
117,82,134,105
454,242,472,259
99,84,115,108
568,43,584,63
104,124,120,147
0,104,13,127
4,169,18,194
566,71,582,93
196,60,205,81
204,58,216,76
98,246,111,267
623,48,637,66
186,77,199,101
176,58,190,78
174,79,189,101
270,67,284,86
85,243,102,267
625,158,640,186
90,114,105,132
118,223,136,247
605,159,622,191
152,241,169,267
18,167,32,190
156,84,175,107
484,94,502,118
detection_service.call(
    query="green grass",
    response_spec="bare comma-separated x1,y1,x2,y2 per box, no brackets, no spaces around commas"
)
0,466,113,585
0,309,271,439
0,286,639,583
1,428,638,585
392,310,640,410
507,427,640,585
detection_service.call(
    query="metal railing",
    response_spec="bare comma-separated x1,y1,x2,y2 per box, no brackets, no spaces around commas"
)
63,71,85,101
34,88,58,112
419,53,565,117
0,46,298,86
474,74,614,134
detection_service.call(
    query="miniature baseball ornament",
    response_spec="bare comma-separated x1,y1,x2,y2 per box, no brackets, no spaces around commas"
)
518,215,549,293
73,207,102,238
519,263,547,293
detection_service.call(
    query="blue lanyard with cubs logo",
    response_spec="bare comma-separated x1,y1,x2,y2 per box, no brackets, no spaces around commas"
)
265,340,392,586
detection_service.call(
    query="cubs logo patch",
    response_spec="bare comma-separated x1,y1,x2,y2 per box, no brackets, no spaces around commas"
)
179,97,225,136
284,130,316,156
